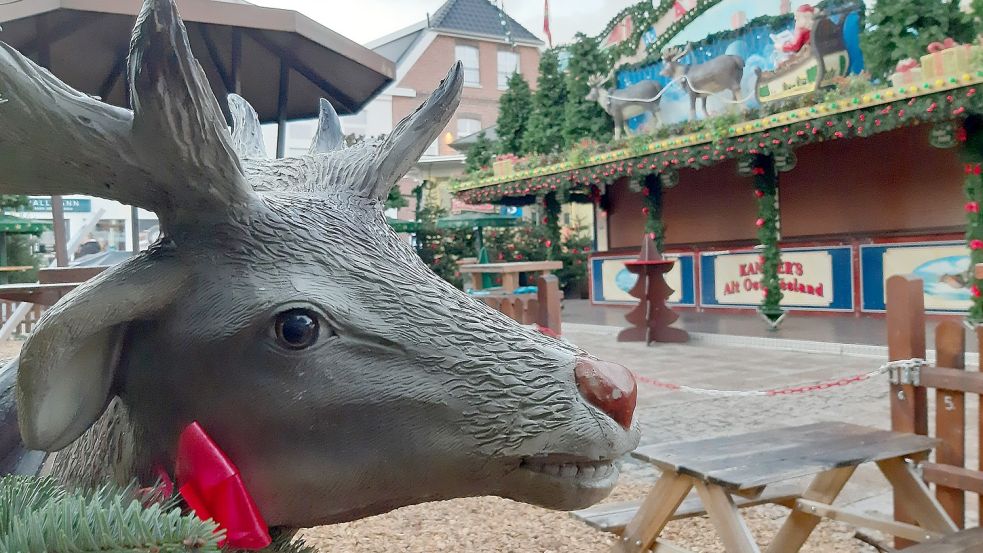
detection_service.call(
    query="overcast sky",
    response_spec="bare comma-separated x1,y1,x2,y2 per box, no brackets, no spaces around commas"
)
248,0,638,47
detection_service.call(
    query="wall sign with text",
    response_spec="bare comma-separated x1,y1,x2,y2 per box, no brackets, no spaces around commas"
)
860,241,971,312
590,253,696,306
700,246,854,311
27,197,92,213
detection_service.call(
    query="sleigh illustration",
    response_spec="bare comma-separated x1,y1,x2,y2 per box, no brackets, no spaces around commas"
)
755,8,857,104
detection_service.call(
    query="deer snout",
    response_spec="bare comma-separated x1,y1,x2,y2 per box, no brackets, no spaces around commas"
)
574,357,636,430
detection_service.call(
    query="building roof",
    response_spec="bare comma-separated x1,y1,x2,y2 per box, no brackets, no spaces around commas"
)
367,0,542,65
430,0,543,45
450,125,498,152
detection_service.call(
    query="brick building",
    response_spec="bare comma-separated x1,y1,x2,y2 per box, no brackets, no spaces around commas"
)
342,0,543,215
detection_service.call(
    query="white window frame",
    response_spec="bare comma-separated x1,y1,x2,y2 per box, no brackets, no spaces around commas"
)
456,117,481,139
497,50,520,90
455,44,481,88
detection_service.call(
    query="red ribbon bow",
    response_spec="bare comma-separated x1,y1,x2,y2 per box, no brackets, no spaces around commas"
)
176,422,272,550
927,37,958,54
895,58,919,74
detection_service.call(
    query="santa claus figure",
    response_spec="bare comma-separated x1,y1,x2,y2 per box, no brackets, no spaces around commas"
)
782,4,815,53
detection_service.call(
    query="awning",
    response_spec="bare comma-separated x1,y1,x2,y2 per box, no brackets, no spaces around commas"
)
436,212,521,230
0,0,395,120
0,215,51,236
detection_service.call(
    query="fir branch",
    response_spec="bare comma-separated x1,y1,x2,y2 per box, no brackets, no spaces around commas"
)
0,476,222,553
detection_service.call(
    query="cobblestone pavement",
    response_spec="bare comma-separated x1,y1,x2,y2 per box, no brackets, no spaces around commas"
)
564,323,980,524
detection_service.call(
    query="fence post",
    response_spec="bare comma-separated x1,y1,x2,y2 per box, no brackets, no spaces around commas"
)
885,274,928,548
536,274,562,336
934,320,966,528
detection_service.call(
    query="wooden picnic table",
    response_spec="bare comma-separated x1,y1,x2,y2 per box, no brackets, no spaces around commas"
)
459,260,562,293
605,421,955,553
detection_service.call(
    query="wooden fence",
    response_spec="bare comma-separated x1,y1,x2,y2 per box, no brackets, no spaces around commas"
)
477,274,563,335
887,275,982,545
0,301,45,337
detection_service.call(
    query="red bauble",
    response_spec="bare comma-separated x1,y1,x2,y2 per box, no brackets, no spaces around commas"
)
754,190,765,198
642,207,650,215
755,218,766,227
972,239,983,250
966,201,980,213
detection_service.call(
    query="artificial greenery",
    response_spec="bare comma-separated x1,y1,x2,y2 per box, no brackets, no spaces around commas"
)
542,193,562,260
640,175,665,252
562,33,613,147
751,155,784,319
0,475,222,553
456,82,983,204
496,72,533,156
861,0,975,80
465,131,495,174
963,117,983,323
523,49,568,155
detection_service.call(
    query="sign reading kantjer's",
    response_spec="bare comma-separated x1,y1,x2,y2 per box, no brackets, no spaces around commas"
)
701,247,854,311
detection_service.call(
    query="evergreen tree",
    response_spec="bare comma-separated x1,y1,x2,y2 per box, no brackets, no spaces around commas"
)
385,186,408,210
465,131,495,174
862,0,975,79
0,195,39,283
495,72,533,155
562,33,613,146
523,48,568,155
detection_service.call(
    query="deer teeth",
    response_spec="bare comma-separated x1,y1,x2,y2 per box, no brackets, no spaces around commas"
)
520,458,615,479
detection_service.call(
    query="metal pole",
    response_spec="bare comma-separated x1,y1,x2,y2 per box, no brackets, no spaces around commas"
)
231,29,242,94
130,206,140,253
275,61,290,158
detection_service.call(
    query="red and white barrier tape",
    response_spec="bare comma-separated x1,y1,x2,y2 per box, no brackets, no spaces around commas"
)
632,359,926,398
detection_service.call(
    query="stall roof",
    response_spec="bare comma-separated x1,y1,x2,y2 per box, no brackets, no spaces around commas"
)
453,73,983,204
0,0,396,120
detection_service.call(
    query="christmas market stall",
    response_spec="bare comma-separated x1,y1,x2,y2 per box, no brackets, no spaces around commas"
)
452,0,983,327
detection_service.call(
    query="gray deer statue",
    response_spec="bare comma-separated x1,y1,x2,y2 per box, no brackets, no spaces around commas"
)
587,75,662,140
660,42,746,119
0,0,639,536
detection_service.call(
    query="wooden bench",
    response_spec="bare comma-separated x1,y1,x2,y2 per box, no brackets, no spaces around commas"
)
604,422,952,553
901,527,983,552
573,483,801,535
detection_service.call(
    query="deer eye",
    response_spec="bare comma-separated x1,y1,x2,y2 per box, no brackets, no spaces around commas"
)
275,309,320,349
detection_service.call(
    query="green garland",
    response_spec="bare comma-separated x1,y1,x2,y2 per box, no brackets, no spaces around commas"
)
542,192,562,259
641,175,666,252
751,155,784,318
963,117,983,323
456,84,981,204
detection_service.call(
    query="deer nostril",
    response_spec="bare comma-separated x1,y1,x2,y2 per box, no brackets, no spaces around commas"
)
574,357,637,430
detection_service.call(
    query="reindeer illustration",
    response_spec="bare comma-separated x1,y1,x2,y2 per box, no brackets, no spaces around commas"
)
0,0,640,535
661,42,746,119
587,75,663,140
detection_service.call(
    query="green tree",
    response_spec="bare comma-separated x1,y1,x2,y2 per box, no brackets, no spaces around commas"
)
0,195,39,283
563,33,613,146
385,186,408,210
495,72,533,155
465,131,495,174
862,0,975,80
522,49,568,155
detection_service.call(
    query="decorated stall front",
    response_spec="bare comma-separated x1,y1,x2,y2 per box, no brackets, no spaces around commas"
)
453,0,983,325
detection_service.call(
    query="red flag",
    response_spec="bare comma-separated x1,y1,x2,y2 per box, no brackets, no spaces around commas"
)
543,0,553,48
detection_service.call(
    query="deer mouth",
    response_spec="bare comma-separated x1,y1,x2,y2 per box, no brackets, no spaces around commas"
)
518,455,618,483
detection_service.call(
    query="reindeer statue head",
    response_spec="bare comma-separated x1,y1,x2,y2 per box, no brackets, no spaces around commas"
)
0,0,639,529
660,43,693,79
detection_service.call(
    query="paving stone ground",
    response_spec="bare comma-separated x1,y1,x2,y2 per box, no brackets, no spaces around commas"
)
565,322,980,525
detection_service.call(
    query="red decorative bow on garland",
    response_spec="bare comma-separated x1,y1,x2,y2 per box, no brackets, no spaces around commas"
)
175,422,272,550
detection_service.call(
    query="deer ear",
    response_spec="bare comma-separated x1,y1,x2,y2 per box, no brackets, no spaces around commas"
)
17,256,185,451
